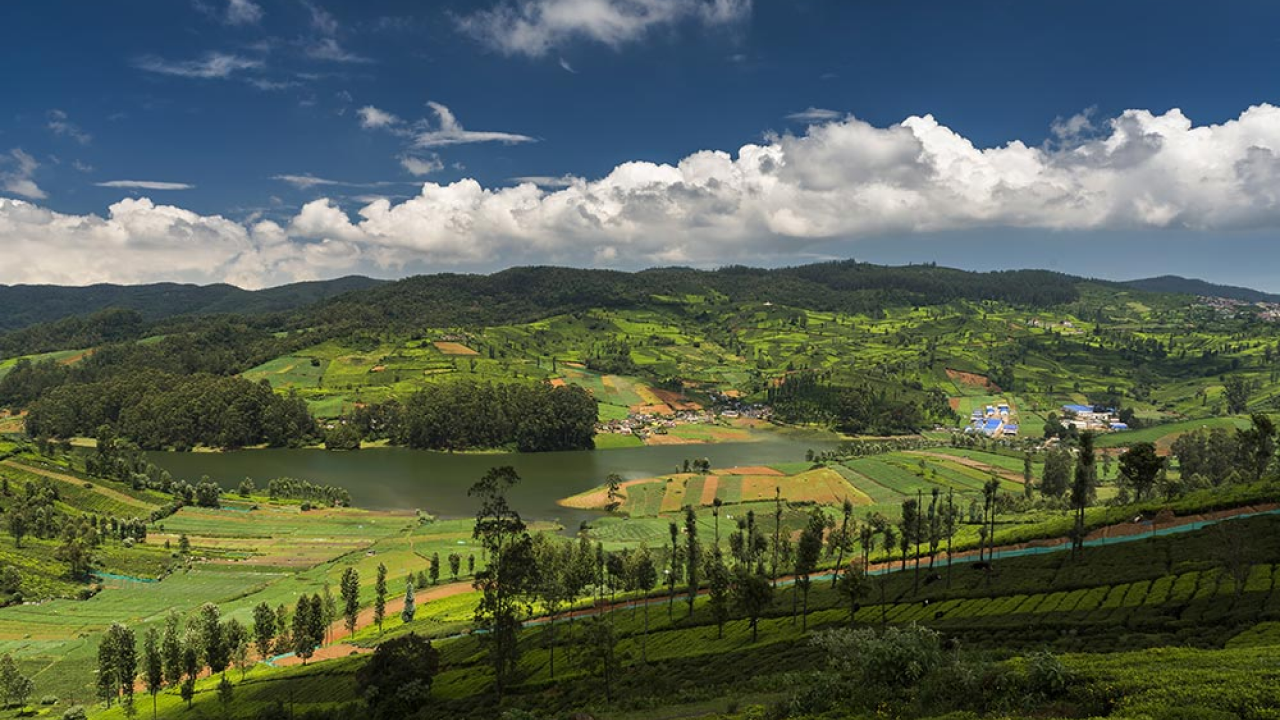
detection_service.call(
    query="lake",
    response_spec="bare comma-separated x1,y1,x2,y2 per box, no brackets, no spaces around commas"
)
149,432,842,528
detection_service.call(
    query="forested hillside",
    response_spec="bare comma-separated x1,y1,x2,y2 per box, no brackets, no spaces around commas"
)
2,261,1278,453
0,275,382,333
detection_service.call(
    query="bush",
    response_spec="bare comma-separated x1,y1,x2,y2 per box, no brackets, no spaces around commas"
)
811,624,949,689
40,695,58,705
1023,650,1071,698
61,707,87,720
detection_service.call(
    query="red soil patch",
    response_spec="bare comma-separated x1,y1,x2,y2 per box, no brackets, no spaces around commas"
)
433,341,479,356
699,476,720,505
652,388,703,411
946,368,1001,392
370,365,386,372
549,378,567,387
559,478,652,509
634,403,674,415
948,397,962,412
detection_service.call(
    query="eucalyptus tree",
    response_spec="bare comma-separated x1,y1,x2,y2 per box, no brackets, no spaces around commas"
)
795,508,825,630
684,506,700,618
469,465,536,700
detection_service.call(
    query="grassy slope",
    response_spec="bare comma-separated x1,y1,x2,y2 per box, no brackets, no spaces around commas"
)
96,512,1280,719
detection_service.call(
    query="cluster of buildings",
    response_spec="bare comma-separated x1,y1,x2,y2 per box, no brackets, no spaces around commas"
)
597,409,713,437
597,404,771,440
1197,296,1280,322
965,401,1019,438
1061,404,1129,432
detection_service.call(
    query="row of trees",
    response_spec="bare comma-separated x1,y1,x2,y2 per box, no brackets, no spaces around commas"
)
97,604,256,718
465,467,990,702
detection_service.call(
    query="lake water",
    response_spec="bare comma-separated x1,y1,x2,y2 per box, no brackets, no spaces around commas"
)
148,432,842,527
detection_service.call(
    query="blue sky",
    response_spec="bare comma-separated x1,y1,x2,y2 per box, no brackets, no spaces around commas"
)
3,0,1280,289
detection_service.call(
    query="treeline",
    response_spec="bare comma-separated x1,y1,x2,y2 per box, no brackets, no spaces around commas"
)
351,381,597,452
0,317,329,410
0,275,383,335
767,373,933,435
25,374,316,450
1172,415,1277,486
309,262,1082,332
263,478,351,507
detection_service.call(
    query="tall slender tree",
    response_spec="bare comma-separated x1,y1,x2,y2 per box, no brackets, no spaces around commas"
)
830,498,854,588
1071,432,1097,559
374,563,388,634
666,521,679,620
795,508,825,631
161,611,184,689
469,466,536,700
292,595,317,665
706,550,731,638
634,546,657,663
684,506,700,618
402,576,417,624
341,567,360,636
143,627,164,720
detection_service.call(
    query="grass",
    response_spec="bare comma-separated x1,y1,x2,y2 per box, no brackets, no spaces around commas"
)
96,511,1280,719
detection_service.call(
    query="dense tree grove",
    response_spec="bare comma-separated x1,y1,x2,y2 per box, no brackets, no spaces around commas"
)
265,477,351,507
353,381,597,452
768,373,935,435
24,373,316,450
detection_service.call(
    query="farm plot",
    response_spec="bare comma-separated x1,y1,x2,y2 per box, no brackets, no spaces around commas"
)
242,355,327,389
844,457,941,496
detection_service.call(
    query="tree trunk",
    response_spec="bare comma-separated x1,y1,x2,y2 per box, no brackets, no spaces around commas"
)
642,591,649,663
791,580,798,623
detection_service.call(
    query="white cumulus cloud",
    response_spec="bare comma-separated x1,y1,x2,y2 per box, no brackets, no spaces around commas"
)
459,0,752,57
9,104,1280,285
358,106,402,130
400,155,444,176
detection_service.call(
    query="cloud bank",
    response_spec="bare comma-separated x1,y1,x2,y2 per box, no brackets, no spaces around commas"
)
7,104,1280,286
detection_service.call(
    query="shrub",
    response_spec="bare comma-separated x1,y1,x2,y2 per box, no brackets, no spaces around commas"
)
1024,650,1071,698
811,624,948,689
61,707,87,720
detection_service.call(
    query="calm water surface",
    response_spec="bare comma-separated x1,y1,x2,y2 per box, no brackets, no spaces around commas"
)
149,433,841,527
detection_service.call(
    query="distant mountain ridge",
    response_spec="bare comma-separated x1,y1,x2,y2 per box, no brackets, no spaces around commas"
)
1122,275,1280,304
5,265,1277,339
0,276,384,332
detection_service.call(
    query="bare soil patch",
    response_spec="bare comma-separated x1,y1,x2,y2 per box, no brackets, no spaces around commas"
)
699,475,720,505
433,341,479,356
946,368,1001,391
